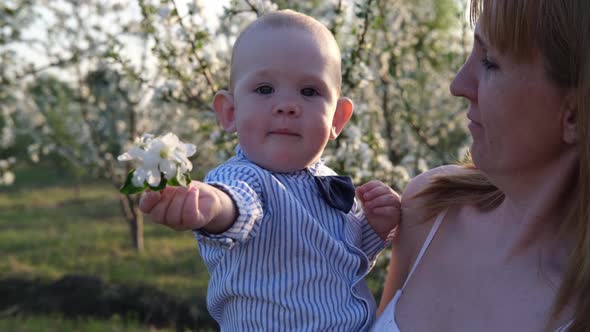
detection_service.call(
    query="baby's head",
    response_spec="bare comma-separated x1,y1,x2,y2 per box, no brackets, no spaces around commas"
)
229,10,343,93
213,10,353,173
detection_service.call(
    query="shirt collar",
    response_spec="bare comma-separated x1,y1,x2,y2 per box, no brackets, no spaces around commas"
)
235,145,325,176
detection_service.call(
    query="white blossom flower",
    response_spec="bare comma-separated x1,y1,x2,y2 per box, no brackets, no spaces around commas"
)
118,133,196,190
158,6,172,19
1,171,15,186
0,158,15,186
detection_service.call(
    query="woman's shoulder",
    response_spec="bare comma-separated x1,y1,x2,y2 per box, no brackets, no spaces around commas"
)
403,165,465,198
394,166,463,269
401,165,463,219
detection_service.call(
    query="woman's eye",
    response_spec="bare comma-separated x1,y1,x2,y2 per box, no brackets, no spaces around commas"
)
301,87,319,97
481,57,499,71
255,85,274,94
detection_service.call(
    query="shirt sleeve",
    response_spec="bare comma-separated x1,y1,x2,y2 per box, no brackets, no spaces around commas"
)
193,162,265,250
354,210,389,268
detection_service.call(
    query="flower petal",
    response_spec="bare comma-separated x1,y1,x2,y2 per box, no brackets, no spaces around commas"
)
184,143,196,157
161,133,180,149
117,152,134,162
159,159,176,178
143,151,160,169
139,133,154,143
128,146,146,159
146,168,161,187
132,168,147,187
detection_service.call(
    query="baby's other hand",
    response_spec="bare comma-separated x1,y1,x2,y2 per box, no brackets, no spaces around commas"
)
356,180,401,241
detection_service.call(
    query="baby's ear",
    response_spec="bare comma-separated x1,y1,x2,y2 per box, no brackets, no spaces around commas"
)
213,90,236,132
330,97,354,140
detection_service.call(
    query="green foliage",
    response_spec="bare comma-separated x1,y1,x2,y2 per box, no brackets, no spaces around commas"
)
27,76,80,151
119,170,149,194
0,1,38,184
119,170,191,194
411,0,461,30
0,1,34,44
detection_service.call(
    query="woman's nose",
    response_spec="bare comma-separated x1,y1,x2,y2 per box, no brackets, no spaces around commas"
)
450,55,478,102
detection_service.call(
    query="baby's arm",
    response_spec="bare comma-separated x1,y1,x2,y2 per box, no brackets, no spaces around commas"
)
356,180,401,241
139,181,238,233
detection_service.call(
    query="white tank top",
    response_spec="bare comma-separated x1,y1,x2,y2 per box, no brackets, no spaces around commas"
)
370,211,573,332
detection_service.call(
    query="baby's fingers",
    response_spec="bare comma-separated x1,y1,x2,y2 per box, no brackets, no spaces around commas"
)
148,187,177,224
139,191,161,213
356,181,382,197
368,193,399,207
182,187,209,230
164,187,189,228
368,206,399,217
358,181,398,201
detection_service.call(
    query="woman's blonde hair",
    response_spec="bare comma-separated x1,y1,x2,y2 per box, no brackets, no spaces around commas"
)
417,0,590,330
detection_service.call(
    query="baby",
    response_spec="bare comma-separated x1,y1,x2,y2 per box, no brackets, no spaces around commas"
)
141,9,400,331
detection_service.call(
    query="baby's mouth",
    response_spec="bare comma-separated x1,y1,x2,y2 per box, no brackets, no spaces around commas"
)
268,129,300,137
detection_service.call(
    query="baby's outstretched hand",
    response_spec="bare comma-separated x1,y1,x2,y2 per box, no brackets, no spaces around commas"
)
139,181,236,232
356,180,401,241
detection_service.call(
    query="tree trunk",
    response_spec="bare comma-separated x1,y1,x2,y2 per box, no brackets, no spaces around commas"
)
119,194,144,251
130,205,144,251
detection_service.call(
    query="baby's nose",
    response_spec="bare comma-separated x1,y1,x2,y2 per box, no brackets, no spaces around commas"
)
272,102,301,117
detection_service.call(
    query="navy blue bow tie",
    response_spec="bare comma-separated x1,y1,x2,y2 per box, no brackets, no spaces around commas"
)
313,175,356,213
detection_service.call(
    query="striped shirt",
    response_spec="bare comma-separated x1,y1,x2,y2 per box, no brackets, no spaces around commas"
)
194,146,386,331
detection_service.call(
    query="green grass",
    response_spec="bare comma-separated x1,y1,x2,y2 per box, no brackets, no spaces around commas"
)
0,165,211,330
0,315,174,332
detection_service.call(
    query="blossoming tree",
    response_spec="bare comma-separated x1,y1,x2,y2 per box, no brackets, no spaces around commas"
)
6,0,470,252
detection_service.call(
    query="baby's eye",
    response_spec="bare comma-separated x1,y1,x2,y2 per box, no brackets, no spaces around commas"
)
255,85,274,94
301,87,319,97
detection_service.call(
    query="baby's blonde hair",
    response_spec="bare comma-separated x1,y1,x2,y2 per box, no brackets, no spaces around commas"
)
229,10,342,92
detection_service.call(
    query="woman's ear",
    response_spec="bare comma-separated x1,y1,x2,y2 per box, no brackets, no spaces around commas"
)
330,97,354,140
213,90,236,133
562,93,577,144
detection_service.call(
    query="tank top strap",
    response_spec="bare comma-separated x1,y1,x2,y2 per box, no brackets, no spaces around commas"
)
401,209,447,290
555,320,572,332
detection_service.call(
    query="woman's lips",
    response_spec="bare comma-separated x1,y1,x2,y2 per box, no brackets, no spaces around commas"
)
467,116,483,134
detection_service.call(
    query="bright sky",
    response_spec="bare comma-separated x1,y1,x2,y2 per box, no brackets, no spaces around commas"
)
10,0,229,74
9,0,469,78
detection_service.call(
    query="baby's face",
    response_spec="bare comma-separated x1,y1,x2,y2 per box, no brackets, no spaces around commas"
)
229,27,343,172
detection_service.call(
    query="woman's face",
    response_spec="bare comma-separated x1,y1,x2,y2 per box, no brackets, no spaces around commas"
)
450,23,570,176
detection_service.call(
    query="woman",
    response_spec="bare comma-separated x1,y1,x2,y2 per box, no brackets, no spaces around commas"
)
373,0,589,331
